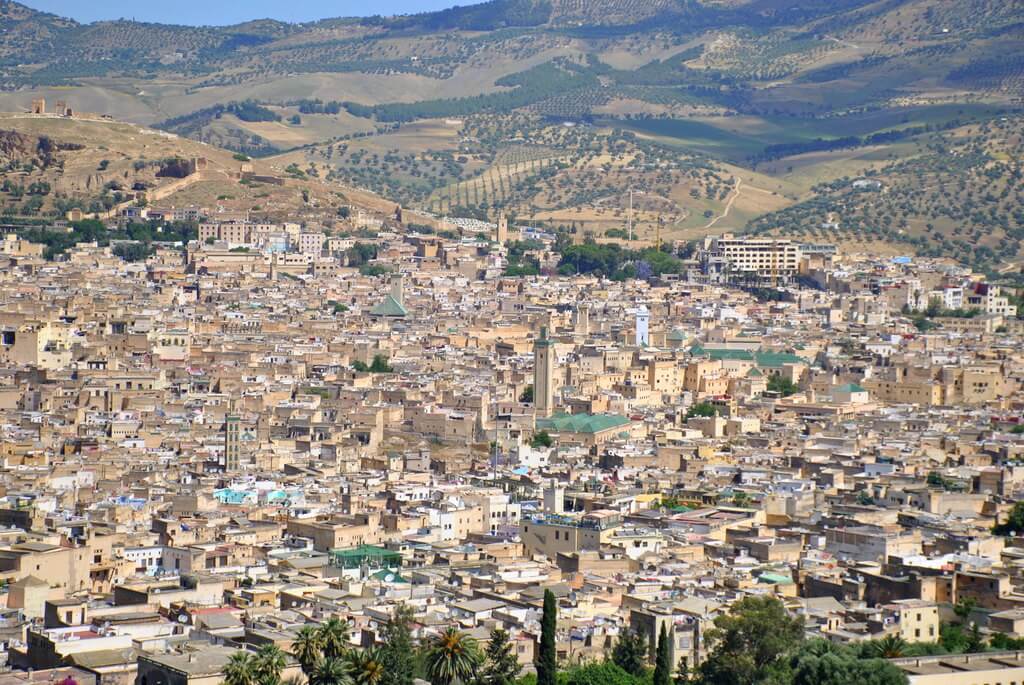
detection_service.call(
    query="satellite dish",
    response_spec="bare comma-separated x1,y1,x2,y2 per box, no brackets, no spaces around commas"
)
178,615,189,623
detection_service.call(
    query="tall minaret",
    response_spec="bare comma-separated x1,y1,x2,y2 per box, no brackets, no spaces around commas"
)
390,272,405,307
224,414,241,472
496,213,508,244
575,304,590,337
534,326,555,417
635,305,650,347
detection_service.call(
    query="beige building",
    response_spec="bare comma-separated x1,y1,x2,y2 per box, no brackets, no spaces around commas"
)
891,651,1024,685
519,511,622,558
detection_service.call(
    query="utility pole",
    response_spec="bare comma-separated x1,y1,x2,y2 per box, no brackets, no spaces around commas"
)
627,189,645,243
628,189,634,243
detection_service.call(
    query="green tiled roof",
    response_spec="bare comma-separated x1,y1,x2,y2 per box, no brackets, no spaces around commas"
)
754,351,804,368
835,383,866,393
370,294,408,317
667,328,687,341
370,569,408,583
690,345,803,368
537,413,631,434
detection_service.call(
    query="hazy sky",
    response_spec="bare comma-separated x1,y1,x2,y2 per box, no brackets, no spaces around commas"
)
25,1,482,25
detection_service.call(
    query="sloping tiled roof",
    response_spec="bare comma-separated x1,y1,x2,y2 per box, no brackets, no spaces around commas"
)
690,345,803,368
537,413,631,434
370,294,408,317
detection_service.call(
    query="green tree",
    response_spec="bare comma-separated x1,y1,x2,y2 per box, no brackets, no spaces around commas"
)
254,645,287,685
685,402,715,419
653,625,672,685
531,431,553,449
611,629,648,678
313,658,353,685
696,596,803,685
113,242,155,262
767,376,798,397
537,589,558,685
563,662,640,685
994,501,1024,536
790,640,907,685
369,355,394,373
225,652,258,685
318,617,350,661
673,657,693,685
425,627,482,685
381,605,417,685
346,647,386,685
479,628,522,685
990,632,1024,650
953,597,977,624
292,625,324,675
865,634,907,659
520,385,534,403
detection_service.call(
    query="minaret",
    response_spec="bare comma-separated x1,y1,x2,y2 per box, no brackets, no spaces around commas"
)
534,326,555,418
543,479,565,514
224,414,241,472
496,213,508,244
390,272,404,307
575,304,590,337
635,305,649,347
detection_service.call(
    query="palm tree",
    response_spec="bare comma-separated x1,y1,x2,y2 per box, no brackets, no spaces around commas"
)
225,652,258,685
318,618,350,661
345,647,386,685
293,625,325,674
868,634,908,659
313,657,352,685
255,644,288,685
424,627,483,685
801,639,840,657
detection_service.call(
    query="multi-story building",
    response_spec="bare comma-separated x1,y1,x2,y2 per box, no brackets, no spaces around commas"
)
297,232,326,255
700,234,802,284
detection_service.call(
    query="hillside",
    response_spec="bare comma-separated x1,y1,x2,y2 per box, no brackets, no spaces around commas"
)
0,113,401,226
0,0,1020,268
747,115,1024,276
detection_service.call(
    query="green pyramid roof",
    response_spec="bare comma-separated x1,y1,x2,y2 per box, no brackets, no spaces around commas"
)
370,569,408,583
667,328,687,341
371,294,408,317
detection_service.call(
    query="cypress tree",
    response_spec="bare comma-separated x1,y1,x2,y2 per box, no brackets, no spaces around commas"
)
654,624,672,685
381,604,417,685
612,629,648,677
537,589,558,685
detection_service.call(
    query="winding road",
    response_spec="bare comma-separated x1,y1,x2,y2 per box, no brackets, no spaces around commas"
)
704,177,742,229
